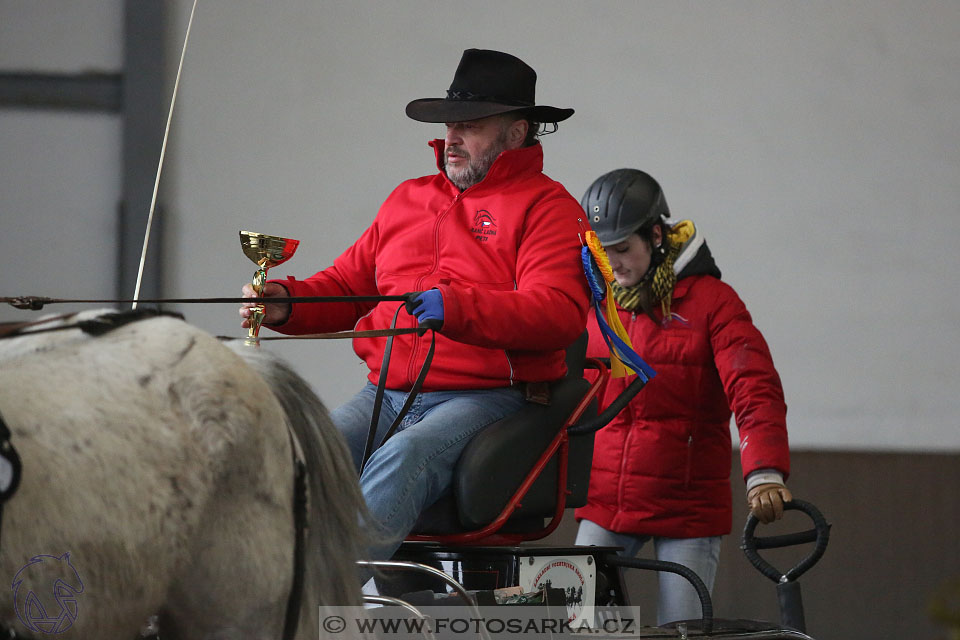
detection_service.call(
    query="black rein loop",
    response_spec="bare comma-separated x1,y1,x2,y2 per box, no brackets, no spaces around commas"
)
360,302,438,474
741,498,831,583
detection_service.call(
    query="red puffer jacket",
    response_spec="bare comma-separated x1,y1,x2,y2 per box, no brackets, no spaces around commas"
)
575,268,789,538
269,141,590,391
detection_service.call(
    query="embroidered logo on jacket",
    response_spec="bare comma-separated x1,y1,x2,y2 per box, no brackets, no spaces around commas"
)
471,210,497,243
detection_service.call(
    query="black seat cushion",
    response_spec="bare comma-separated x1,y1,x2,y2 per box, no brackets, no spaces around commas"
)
412,375,596,534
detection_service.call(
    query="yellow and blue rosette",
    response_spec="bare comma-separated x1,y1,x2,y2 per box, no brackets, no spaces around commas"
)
582,231,656,382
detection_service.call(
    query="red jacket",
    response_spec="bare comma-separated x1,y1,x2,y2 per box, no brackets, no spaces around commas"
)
575,265,789,538
270,141,590,391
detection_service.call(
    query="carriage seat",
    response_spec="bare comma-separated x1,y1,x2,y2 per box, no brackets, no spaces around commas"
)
408,332,599,541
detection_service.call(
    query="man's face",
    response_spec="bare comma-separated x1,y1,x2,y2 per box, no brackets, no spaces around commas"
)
443,115,515,190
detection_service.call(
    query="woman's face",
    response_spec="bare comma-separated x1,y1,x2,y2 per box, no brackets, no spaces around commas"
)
605,226,663,288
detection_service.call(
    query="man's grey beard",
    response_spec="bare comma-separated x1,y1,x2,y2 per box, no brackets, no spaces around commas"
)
445,131,509,191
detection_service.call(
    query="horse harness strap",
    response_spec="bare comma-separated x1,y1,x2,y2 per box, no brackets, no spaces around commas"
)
0,309,185,341
282,424,308,640
0,313,83,339
0,411,24,639
0,410,24,537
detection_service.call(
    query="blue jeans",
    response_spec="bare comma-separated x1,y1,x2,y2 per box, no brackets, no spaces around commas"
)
575,519,721,625
332,382,527,561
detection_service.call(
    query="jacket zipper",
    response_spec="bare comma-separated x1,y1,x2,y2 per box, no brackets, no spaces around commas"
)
684,434,693,489
407,191,460,385
616,310,637,511
617,418,631,512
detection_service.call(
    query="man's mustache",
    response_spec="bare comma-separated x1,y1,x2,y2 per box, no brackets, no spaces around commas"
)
446,146,470,161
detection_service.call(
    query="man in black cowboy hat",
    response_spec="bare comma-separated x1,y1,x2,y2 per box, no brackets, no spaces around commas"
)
241,48,589,562
405,48,574,190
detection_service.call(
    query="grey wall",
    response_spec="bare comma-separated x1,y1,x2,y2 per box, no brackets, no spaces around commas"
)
0,1,123,320
159,0,960,452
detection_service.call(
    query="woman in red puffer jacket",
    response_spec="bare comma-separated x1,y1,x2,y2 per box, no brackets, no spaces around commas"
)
574,169,792,625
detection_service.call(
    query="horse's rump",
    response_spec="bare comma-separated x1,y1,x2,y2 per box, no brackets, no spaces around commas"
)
0,311,364,639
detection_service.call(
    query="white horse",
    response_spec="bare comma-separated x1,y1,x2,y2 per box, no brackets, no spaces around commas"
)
0,309,368,639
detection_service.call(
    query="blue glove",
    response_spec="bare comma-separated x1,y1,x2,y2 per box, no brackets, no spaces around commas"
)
404,289,444,332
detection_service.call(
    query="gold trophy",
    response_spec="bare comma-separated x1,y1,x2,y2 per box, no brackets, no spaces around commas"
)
239,230,299,346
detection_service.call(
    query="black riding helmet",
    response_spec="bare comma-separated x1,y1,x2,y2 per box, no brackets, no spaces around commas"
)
581,169,670,245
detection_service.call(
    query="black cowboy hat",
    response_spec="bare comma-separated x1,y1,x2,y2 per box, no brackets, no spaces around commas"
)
405,49,574,124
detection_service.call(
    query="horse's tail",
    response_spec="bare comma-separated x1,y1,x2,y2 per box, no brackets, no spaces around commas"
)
225,342,368,613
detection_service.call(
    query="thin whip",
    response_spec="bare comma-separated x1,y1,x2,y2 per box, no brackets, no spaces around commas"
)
132,0,200,310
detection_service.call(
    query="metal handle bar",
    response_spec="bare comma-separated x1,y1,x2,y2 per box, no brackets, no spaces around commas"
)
357,560,489,640
567,374,648,436
602,554,713,634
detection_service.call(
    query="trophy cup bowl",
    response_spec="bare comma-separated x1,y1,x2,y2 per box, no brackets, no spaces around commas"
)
240,230,299,346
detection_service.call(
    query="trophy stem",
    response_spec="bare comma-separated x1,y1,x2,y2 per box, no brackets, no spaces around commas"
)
245,264,268,347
